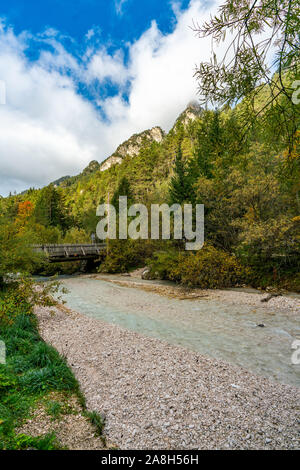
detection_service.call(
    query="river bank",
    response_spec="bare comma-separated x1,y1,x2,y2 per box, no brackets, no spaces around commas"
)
92,273,300,315
47,275,300,387
0,285,107,450
33,276,300,450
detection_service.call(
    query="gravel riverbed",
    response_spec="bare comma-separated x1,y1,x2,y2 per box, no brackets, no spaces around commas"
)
94,273,300,315
35,298,300,450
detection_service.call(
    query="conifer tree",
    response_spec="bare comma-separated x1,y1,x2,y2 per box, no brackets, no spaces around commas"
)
192,110,222,179
111,176,133,211
34,185,67,229
169,142,191,205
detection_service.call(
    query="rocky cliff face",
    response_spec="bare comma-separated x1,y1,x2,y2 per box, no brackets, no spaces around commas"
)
100,126,165,172
175,101,203,127
83,104,201,175
82,160,100,175
100,155,123,172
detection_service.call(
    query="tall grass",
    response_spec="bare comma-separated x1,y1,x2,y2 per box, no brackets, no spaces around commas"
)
0,288,80,449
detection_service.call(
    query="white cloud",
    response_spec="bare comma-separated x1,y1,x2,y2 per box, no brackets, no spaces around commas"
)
115,0,129,16
86,48,127,85
0,0,227,196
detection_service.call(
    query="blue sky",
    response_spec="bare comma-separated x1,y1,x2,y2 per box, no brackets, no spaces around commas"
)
0,0,221,196
0,0,191,110
2,0,191,44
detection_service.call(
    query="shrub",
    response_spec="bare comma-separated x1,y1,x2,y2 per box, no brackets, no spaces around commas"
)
172,245,245,288
0,289,31,326
99,239,157,273
0,279,62,327
0,221,45,286
63,227,90,244
148,245,245,288
146,250,182,281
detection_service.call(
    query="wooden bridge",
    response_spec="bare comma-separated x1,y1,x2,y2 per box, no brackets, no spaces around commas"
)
33,243,106,263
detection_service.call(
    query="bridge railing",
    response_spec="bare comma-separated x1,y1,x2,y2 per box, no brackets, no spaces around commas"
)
32,243,106,260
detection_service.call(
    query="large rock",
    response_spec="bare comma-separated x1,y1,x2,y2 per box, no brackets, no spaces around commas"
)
174,101,203,128
141,267,152,280
100,126,165,172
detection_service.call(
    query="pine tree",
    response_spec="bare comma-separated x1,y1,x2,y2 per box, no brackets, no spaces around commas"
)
34,185,67,229
191,110,222,179
169,143,191,205
111,176,133,211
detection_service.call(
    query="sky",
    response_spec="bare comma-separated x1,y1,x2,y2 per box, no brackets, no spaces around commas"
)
0,0,223,196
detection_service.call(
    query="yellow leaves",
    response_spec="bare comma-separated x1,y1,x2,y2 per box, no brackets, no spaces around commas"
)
15,200,34,234
245,207,256,222
17,200,34,218
282,131,300,160
168,244,244,289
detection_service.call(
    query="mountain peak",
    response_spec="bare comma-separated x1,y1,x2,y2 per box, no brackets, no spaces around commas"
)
175,101,203,127
82,160,100,175
100,126,165,172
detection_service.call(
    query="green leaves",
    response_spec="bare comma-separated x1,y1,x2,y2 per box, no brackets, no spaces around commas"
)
147,245,245,288
169,142,193,205
33,184,68,229
193,0,300,146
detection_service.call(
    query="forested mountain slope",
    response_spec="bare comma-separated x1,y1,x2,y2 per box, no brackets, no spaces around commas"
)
0,91,299,290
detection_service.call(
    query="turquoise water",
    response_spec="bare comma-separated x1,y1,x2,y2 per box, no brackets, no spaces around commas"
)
50,276,300,387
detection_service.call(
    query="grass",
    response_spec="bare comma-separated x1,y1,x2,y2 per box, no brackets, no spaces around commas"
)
84,410,105,435
6,432,63,450
44,396,78,421
45,400,65,420
0,286,104,450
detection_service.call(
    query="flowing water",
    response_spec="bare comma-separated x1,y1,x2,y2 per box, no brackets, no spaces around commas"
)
46,275,299,387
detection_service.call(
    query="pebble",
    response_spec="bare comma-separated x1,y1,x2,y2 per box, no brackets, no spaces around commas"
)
35,302,300,450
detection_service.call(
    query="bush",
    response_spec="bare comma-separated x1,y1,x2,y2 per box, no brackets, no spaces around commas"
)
0,288,31,326
0,278,62,327
63,227,90,244
99,239,157,273
173,245,244,288
148,245,245,288
146,250,182,281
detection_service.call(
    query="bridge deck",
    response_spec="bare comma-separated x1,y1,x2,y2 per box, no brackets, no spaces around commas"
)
33,243,106,262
